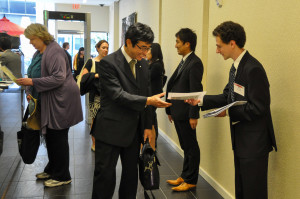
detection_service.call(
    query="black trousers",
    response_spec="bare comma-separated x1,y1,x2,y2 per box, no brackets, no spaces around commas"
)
92,134,140,199
234,153,269,199
44,128,71,181
174,120,200,184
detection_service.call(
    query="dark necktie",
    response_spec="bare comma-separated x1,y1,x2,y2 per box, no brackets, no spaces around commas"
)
229,64,236,102
129,59,137,79
176,59,184,77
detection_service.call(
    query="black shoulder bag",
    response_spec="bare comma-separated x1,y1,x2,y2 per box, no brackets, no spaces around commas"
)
139,139,160,199
17,106,41,164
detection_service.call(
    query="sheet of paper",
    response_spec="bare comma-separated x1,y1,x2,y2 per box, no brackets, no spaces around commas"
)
203,101,247,118
167,91,207,100
0,65,18,84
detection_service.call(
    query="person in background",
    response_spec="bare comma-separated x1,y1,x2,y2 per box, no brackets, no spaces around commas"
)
73,47,84,80
146,42,166,150
186,21,277,199
165,28,204,192
91,23,171,199
80,40,109,152
0,37,22,78
16,23,83,188
62,42,72,72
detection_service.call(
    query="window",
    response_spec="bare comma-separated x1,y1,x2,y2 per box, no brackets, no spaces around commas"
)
0,0,36,15
0,0,9,13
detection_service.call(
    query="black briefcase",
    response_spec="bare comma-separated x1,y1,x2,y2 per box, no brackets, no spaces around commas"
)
139,139,160,190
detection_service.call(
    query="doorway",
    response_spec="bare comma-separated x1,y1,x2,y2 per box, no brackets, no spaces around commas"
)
57,31,109,65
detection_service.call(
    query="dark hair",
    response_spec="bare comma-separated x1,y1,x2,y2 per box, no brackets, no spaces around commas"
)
95,40,108,50
175,28,197,51
149,43,165,74
125,23,154,47
76,47,84,63
212,21,246,48
0,37,12,50
62,42,69,49
77,47,84,55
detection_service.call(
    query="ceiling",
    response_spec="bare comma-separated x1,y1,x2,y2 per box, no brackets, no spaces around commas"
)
37,0,118,6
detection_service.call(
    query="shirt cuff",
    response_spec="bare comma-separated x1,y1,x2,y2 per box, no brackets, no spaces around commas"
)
197,95,204,106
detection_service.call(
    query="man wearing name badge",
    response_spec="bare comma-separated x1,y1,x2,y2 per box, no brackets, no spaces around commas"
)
186,21,277,199
165,28,204,192
91,23,171,199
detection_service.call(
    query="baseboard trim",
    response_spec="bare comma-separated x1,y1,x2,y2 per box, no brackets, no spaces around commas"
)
158,128,234,199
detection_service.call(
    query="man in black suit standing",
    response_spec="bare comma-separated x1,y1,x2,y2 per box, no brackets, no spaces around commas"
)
165,28,204,192
186,21,277,199
62,42,72,71
91,23,171,199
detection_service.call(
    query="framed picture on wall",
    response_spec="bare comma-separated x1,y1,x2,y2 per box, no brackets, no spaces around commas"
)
121,12,137,45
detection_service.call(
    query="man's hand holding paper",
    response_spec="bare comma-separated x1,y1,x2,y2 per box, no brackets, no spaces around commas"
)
185,98,201,106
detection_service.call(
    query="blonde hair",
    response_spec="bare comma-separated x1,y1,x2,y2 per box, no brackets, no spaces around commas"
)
24,23,54,45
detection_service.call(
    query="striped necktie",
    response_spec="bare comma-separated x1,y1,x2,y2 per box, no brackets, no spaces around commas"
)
229,64,236,102
176,59,184,77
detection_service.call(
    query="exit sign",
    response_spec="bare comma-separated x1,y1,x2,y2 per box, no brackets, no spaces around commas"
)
72,4,80,9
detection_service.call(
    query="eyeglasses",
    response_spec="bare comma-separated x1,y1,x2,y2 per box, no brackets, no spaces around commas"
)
136,44,151,52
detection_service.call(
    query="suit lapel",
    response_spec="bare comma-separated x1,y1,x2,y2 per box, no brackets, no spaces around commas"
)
116,49,138,87
135,61,144,89
174,52,194,81
235,51,250,81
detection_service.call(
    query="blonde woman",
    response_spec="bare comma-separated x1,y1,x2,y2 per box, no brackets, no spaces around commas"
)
16,23,83,188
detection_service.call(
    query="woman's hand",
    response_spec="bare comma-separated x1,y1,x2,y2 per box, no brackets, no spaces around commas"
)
16,78,33,86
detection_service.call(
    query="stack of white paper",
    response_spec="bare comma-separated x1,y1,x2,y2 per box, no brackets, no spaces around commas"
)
167,91,207,100
203,101,247,118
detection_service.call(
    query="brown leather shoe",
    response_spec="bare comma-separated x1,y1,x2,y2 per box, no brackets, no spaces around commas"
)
166,177,184,186
172,182,196,191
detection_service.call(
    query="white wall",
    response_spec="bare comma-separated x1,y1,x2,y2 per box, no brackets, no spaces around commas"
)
109,2,119,52
118,0,160,46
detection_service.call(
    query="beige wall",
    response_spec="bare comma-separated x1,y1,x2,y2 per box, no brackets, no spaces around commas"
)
114,0,300,198
206,0,300,198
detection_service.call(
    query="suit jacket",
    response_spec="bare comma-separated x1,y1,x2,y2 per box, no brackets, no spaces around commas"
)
166,52,203,120
202,51,277,158
0,49,22,78
64,50,72,71
92,48,152,147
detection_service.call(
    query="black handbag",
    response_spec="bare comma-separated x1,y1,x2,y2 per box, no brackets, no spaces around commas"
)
17,107,40,164
139,139,160,190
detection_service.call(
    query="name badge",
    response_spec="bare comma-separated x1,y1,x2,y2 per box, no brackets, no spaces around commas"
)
234,83,245,96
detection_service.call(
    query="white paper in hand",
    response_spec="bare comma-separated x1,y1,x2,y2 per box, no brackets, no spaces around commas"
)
203,101,247,118
167,91,206,100
0,65,18,83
